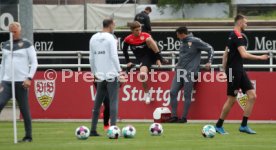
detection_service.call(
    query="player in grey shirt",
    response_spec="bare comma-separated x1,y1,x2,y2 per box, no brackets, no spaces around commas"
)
168,27,214,123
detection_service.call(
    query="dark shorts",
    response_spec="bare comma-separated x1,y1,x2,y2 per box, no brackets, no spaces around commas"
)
139,52,156,70
226,69,254,96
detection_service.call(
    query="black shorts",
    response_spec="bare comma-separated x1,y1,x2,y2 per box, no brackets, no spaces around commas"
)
226,69,254,96
139,52,156,70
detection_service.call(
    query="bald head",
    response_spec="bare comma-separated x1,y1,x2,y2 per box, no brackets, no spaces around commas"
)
9,22,21,40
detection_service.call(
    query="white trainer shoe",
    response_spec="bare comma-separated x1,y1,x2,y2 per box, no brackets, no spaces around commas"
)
144,93,151,104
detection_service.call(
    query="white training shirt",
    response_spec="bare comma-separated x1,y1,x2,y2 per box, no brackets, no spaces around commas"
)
0,39,38,82
89,32,121,80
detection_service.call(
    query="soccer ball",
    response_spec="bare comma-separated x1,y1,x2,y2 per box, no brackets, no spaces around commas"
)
149,123,163,136
107,125,121,139
75,126,90,140
122,125,136,138
202,125,216,138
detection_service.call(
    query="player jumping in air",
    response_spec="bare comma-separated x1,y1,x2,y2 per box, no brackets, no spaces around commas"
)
122,21,167,104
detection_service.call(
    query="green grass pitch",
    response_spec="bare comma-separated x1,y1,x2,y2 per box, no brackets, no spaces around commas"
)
1,122,276,150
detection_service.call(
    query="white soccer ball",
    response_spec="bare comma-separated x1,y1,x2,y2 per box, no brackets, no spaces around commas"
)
107,125,121,139
149,123,163,136
75,126,90,140
202,125,216,138
122,125,136,138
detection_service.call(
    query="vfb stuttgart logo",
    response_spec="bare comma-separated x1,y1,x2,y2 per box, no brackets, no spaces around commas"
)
35,80,55,111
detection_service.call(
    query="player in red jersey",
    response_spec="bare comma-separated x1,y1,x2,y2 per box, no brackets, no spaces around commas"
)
122,21,167,104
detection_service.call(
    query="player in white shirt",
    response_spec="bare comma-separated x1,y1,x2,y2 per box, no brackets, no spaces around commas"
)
0,22,38,142
89,18,122,136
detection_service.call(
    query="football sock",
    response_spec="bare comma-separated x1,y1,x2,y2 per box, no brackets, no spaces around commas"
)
241,116,248,127
216,118,224,127
104,116,109,126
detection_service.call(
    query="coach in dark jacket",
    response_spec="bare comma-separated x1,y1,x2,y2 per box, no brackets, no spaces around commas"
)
134,6,152,33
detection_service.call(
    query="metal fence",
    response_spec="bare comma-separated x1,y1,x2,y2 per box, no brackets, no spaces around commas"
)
15,50,275,72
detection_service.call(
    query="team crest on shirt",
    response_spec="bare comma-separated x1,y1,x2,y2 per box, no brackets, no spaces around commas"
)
18,42,24,48
34,80,55,111
140,36,145,41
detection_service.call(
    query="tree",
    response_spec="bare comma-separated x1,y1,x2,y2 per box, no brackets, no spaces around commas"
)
157,0,231,18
